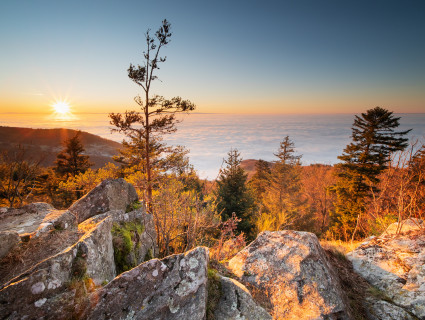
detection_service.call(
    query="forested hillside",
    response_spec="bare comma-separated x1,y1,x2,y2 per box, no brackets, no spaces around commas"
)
0,126,121,168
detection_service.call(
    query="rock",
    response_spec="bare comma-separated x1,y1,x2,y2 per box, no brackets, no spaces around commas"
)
109,208,158,266
86,246,209,320
347,230,425,319
69,178,139,223
0,202,55,234
228,231,352,320
364,298,416,320
0,205,158,319
382,218,424,236
33,210,77,237
214,275,272,320
0,231,20,259
0,217,115,319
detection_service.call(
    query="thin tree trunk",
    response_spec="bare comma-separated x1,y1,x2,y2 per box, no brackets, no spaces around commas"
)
145,94,152,213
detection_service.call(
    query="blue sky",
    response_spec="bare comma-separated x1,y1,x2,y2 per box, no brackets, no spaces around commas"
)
1,0,424,114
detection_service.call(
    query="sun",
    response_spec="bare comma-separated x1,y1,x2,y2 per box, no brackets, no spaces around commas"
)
52,101,71,114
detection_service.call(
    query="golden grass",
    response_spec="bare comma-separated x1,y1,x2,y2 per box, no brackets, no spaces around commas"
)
320,240,362,255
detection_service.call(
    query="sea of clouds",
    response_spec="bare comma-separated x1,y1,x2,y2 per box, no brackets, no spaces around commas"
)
1,113,424,179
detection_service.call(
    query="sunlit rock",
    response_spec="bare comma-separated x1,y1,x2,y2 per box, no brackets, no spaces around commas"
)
347,229,425,318
228,231,352,320
381,218,424,236
0,202,54,235
69,178,138,223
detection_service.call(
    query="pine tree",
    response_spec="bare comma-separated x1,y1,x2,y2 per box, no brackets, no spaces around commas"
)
261,136,312,231
55,131,92,178
110,20,195,212
215,149,256,238
330,107,411,241
249,159,271,203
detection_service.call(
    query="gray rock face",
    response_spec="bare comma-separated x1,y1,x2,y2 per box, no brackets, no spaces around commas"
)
214,275,272,320
86,246,209,320
33,210,77,238
0,216,115,319
364,298,416,320
0,202,55,234
0,205,158,319
109,208,158,264
0,231,20,259
347,230,425,319
69,178,139,223
228,231,351,320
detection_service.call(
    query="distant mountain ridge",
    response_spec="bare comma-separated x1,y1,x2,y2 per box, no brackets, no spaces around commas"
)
0,126,122,168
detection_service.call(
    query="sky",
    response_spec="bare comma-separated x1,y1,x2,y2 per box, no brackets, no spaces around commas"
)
1,0,425,114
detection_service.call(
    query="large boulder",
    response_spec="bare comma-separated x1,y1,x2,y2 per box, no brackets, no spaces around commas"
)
0,205,157,319
382,218,423,236
0,231,20,259
347,229,425,318
0,203,55,234
86,246,209,320
214,275,272,320
69,178,139,223
228,231,352,320
0,215,114,319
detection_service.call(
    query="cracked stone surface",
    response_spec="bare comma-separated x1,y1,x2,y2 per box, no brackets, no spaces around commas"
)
214,275,272,320
86,246,209,320
0,206,158,319
347,228,425,319
0,203,55,234
364,298,417,320
228,231,352,320
69,178,138,223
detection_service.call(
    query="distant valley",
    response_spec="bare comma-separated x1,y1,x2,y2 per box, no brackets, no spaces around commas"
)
0,126,122,169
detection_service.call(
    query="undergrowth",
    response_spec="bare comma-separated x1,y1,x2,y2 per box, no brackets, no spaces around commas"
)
206,268,222,320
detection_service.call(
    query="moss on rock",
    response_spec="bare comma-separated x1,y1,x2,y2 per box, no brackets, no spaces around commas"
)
112,219,145,274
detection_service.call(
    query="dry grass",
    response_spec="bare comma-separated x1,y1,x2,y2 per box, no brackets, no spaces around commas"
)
324,249,370,320
320,240,362,255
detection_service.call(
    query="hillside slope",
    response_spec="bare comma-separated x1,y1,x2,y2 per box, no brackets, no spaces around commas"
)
0,126,122,168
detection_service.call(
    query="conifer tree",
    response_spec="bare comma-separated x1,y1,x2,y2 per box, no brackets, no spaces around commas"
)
261,136,312,231
249,159,271,203
55,131,92,178
215,149,256,237
330,107,411,241
110,20,195,212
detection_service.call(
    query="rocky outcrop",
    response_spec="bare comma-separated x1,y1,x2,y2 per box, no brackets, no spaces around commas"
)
86,246,209,320
0,179,157,320
0,231,20,259
228,231,352,320
382,218,424,236
347,228,425,319
364,298,417,320
33,210,77,238
0,202,55,234
214,275,272,320
69,178,138,223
